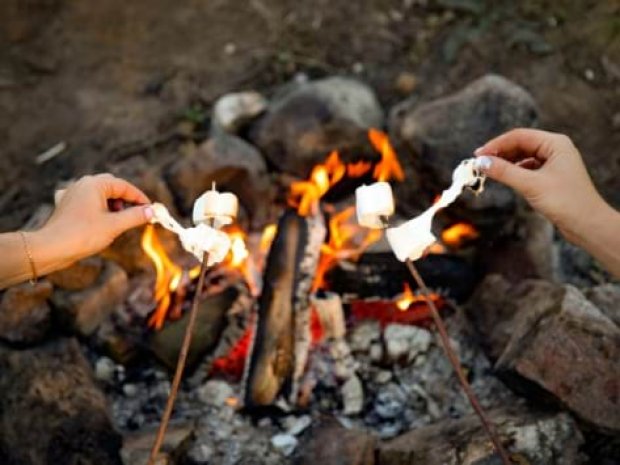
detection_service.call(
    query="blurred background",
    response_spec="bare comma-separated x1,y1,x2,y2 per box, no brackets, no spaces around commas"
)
0,0,618,231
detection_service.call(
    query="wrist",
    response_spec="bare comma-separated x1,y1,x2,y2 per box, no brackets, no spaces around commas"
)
28,225,79,277
560,195,615,248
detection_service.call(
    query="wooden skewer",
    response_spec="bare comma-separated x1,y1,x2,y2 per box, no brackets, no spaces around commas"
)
405,259,512,465
147,251,210,465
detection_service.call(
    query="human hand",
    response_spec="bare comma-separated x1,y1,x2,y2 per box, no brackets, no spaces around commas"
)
474,128,607,245
33,174,153,270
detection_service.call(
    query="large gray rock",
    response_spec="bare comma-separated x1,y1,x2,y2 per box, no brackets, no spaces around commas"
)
167,131,272,227
249,76,384,177
378,407,584,465
469,275,620,433
389,74,538,224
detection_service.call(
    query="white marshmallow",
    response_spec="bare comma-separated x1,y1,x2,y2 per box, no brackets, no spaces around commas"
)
355,182,395,229
385,158,485,262
386,210,436,262
193,187,239,228
150,202,231,265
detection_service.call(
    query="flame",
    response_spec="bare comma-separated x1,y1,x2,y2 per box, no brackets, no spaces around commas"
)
312,206,382,292
368,128,405,182
259,224,278,254
141,224,185,330
441,222,479,248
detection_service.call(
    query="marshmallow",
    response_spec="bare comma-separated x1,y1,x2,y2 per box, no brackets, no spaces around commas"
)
384,158,486,262
150,202,231,265
193,185,239,228
355,182,395,229
386,210,436,262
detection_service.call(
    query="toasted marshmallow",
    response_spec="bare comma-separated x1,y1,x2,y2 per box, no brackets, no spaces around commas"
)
355,182,395,229
193,186,239,228
386,210,436,262
178,224,231,265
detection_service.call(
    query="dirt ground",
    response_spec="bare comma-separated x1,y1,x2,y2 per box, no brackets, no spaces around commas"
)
0,0,618,231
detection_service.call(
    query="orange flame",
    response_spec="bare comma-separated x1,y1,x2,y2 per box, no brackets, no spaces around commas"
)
141,224,186,330
441,222,479,248
368,128,405,182
259,224,278,254
312,206,383,291
395,283,440,311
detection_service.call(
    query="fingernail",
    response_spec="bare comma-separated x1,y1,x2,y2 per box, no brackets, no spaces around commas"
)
474,156,493,171
144,206,154,220
474,146,485,155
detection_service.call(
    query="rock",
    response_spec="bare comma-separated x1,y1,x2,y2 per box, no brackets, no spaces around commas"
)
479,209,558,282
495,283,620,433
470,275,620,432
94,356,116,384
383,324,432,363
110,155,176,207
51,260,128,336
373,383,408,421
284,415,312,436
167,131,272,226
295,417,376,465
348,320,381,353
185,443,214,464
271,433,298,456
341,375,364,415
0,280,52,344
197,380,234,406
0,338,123,465
212,91,268,134
585,283,620,327
149,286,239,371
389,74,538,224
395,72,417,95
249,76,384,177
48,256,104,290
378,407,584,465
121,424,194,465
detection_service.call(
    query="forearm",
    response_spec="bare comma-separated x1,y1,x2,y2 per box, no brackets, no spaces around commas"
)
0,229,75,289
568,200,620,279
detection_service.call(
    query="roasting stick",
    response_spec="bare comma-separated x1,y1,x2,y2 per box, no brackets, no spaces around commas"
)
404,259,512,465
147,251,210,465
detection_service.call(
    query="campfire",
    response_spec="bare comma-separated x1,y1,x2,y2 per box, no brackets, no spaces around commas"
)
3,74,612,465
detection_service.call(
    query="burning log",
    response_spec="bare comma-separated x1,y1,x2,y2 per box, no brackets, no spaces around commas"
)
244,209,326,408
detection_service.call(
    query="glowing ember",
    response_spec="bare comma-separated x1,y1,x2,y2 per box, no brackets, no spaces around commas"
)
350,293,445,328
441,222,479,248
210,326,254,380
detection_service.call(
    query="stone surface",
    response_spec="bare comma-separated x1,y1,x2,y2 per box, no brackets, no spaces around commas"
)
121,424,193,465
378,407,584,465
389,74,538,223
0,338,122,465
167,130,272,226
341,374,364,415
348,320,381,353
249,76,384,177
51,260,128,336
48,256,104,290
149,286,239,371
212,91,268,134
0,280,52,344
585,283,620,327
470,275,620,433
384,324,432,364
197,380,234,407
295,417,376,465
271,433,298,457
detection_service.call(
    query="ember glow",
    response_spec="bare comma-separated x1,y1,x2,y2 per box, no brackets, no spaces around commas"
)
441,222,479,248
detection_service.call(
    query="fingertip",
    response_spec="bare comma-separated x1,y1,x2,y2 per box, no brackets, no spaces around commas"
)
144,205,154,221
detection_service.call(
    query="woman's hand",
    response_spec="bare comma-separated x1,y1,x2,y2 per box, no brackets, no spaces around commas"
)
474,128,606,244
33,174,154,270
475,128,620,278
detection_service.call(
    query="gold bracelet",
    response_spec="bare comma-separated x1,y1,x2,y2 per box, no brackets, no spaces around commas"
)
18,231,37,285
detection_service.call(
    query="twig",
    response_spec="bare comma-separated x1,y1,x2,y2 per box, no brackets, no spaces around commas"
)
405,259,512,465
147,251,210,465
